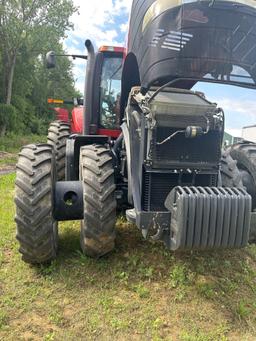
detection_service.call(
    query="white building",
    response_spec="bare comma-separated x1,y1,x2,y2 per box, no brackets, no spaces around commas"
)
242,125,256,143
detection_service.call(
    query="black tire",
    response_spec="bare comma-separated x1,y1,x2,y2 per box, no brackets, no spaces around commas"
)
79,144,117,257
47,120,70,180
221,148,255,243
15,144,58,264
228,143,256,209
220,149,243,188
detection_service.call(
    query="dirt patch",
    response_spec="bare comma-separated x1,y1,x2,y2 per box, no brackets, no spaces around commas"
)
0,167,16,175
0,152,14,158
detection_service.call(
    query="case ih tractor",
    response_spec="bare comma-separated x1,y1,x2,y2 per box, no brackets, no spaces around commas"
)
15,0,256,263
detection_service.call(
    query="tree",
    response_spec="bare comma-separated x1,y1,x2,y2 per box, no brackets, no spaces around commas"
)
31,44,81,130
0,0,76,135
0,0,76,104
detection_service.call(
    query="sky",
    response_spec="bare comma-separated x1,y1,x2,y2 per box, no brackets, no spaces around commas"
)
65,0,256,137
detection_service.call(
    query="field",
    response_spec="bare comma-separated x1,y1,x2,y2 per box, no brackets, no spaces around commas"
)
0,148,256,340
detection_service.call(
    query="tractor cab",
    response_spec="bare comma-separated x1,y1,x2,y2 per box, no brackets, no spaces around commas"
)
46,45,124,139
89,46,124,139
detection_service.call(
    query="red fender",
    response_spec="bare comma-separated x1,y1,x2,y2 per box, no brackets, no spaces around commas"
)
71,107,83,134
53,108,69,123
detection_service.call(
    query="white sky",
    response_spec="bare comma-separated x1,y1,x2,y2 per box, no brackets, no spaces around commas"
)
65,0,132,94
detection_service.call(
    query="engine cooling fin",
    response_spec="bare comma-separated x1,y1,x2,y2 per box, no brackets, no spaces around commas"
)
165,187,251,250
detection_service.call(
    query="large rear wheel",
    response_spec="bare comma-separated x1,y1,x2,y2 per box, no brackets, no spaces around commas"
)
228,143,256,210
220,149,243,188
79,144,117,257
15,144,58,264
221,147,256,242
47,120,70,180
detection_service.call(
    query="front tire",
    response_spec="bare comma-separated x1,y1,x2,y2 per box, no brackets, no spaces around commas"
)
15,144,58,264
79,144,117,257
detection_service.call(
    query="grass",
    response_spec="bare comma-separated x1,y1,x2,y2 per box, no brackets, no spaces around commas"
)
0,173,256,340
0,153,17,169
0,134,46,154
0,134,46,172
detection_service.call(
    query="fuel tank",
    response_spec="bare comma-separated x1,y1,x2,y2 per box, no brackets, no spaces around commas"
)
128,0,256,90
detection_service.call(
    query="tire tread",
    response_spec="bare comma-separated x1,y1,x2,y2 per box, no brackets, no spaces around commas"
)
47,120,70,180
15,144,57,264
80,144,117,257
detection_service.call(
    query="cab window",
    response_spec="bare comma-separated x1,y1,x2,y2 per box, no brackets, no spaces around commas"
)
99,56,122,129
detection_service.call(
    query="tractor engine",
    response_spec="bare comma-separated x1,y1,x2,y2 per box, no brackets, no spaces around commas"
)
127,87,223,211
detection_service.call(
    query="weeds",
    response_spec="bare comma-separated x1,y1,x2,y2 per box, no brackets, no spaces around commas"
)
169,264,194,288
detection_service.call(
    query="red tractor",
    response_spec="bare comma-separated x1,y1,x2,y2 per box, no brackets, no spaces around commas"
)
46,46,124,181
47,97,84,134
15,0,256,263
47,98,83,180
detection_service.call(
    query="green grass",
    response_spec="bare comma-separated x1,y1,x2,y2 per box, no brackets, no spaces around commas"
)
0,153,17,169
0,173,256,340
0,134,46,154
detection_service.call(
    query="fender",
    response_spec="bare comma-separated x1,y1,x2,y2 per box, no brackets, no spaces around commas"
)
71,107,83,134
53,108,69,123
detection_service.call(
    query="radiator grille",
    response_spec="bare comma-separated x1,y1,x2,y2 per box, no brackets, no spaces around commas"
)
152,128,221,168
142,172,218,211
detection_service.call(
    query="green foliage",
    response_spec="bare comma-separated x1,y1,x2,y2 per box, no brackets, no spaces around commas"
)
0,0,78,136
236,301,251,320
0,104,18,135
0,133,46,153
0,309,8,329
196,281,215,299
169,264,194,288
132,284,150,298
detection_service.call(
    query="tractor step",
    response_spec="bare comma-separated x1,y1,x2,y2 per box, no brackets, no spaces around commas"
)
126,208,136,223
165,187,251,250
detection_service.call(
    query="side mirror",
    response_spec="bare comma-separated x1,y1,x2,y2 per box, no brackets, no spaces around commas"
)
46,51,56,69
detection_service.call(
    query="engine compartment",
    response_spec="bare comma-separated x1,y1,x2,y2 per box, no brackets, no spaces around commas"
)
126,87,224,212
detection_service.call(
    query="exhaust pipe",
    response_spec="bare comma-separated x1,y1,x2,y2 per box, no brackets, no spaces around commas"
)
83,39,95,135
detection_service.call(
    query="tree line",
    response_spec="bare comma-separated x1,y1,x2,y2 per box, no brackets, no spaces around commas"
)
0,0,80,136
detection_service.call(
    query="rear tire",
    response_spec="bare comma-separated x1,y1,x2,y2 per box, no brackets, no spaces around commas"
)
228,143,256,210
220,149,243,188
79,144,117,257
15,144,58,264
221,147,256,243
47,120,70,180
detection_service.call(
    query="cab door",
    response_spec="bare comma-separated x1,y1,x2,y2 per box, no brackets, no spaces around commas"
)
91,47,124,139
